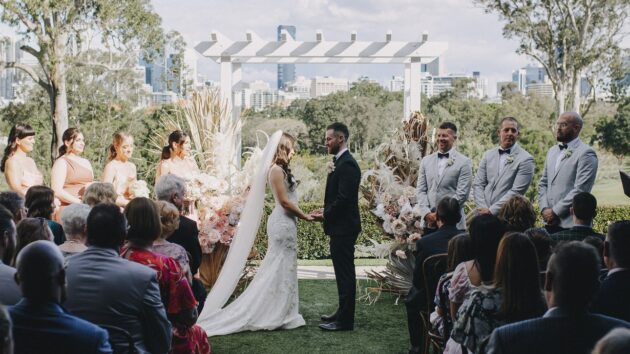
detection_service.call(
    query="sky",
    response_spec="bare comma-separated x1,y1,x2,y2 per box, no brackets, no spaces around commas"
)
151,0,536,96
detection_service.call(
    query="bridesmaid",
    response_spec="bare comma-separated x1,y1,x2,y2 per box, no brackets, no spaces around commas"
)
155,130,199,183
1,124,43,196
102,131,137,207
51,128,94,217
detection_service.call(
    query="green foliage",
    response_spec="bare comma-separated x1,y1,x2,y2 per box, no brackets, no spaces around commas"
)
593,98,630,164
254,203,386,260
252,203,630,260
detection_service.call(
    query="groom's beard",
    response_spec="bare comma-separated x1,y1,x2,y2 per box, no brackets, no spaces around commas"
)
328,144,340,155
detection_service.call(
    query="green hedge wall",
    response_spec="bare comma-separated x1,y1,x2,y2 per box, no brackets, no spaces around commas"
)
254,203,630,260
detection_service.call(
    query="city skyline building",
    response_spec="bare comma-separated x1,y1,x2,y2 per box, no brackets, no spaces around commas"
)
277,25,296,90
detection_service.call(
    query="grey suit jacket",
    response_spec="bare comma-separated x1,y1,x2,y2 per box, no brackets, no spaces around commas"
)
0,262,21,305
417,149,473,229
538,138,598,228
473,143,535,214
64,247,171,354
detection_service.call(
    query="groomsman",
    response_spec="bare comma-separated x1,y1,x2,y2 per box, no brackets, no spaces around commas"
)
538,111,598,230
417,121,472,230
473,117,535,215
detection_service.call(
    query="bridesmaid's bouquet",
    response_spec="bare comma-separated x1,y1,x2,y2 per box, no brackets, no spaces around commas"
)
198,193,247,254
127,180,150,199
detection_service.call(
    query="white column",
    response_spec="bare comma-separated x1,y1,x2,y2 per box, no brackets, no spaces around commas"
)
403,63,411,121
232,63,242,168
409,57,421,118
220,56,233,132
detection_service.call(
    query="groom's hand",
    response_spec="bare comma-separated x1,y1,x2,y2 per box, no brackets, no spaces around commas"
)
310,209,324,221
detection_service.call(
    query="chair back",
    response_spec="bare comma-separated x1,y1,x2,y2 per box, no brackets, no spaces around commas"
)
98,324,138,354
422,253,448,311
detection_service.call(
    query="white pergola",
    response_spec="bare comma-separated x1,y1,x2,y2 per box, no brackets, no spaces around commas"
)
195,30,448,123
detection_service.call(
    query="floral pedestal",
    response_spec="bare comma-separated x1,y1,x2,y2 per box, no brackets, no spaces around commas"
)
199,243,229,289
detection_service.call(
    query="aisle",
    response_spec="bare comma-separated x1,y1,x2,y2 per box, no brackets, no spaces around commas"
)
297,266,386,280
210,279,409,354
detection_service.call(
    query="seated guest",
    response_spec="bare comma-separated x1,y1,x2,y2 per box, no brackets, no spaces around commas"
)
450,233,546,354
430,234,473,338
592,220,630,322
155,175,202,276
485,242,630,354
155,175,206,308
0,191,26,223
82,182,117,207
444,214,505,353
405,197,463,353
592,328,630,354
551,192,604,245
122,198,211,354
13,217,53,265
0,205,20,305
25,185,65,245
10,240,111,354
0,305,12,354
64,203,171,354
524,227,552,272
152,200,191,282
584,235,606,268
58,203,91,258
497,195,536,233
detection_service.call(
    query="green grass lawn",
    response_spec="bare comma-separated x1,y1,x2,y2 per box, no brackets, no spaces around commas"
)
592,178,630,206
297,258,388,266
210,279,409,354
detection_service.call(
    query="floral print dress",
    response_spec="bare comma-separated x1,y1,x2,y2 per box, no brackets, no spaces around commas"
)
122,247,211,354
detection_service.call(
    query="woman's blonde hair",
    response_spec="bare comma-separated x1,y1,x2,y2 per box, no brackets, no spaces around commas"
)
498,195,537,232
273,132,297,188
82,183,117,207
156,200,180,239
108,131,133,161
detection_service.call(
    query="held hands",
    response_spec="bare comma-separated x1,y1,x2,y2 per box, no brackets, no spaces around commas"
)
309,208,324,222
477,208,492,215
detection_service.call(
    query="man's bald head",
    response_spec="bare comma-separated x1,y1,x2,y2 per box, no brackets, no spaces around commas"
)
556,111,584,142
15,240,65,303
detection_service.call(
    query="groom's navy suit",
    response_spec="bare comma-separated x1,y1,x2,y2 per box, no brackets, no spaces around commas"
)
324,149,361,327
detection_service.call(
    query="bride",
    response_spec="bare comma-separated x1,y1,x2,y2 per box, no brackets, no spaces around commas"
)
198,132,314,336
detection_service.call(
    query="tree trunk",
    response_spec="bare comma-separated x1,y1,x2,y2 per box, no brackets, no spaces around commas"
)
556,86,565,117
48,63,69,162
571,74,581,114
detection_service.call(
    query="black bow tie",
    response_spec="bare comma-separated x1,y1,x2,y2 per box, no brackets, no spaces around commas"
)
559,144,569,150
498,148,511,155
437,152,449,159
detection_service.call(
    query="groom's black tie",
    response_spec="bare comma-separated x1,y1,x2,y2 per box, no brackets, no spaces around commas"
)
333,156,337,163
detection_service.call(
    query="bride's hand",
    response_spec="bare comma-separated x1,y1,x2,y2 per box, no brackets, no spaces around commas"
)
302,214,315,222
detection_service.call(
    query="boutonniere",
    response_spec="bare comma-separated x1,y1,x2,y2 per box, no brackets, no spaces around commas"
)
562,150,573,160
447,157,454,167
327,161,336,174
505,155,514,164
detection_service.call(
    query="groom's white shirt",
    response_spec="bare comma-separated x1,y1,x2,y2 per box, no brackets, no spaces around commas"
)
335,148,348,160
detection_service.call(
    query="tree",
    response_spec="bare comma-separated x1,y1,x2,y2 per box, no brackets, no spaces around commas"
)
0,0,167,160
594,98,630,165
475,0,630,116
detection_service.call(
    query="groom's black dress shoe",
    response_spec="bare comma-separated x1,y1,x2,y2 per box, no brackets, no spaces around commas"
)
320,313,337,322
319,322,353,331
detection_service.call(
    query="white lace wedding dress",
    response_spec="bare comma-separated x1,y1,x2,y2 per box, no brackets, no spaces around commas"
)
201,173,305,336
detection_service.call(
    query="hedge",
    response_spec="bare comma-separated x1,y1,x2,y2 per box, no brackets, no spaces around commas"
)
254,203,630,260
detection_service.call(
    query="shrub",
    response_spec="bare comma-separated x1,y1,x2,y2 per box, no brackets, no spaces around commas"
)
255,203,630,260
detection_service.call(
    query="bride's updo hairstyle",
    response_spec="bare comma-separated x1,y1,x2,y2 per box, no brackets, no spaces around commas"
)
1,124,35,172
108,131,133,161
273,132,297,189
58,127,82,157
161,130,188,160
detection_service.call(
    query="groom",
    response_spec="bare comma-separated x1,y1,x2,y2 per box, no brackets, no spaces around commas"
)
312,122,362,331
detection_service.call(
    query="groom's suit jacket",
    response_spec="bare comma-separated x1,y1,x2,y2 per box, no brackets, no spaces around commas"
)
324,150,361,237
537,137,598,228
416,149,472,229
473,143,535,214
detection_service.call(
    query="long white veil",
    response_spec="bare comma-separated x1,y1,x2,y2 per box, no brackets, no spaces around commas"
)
196,130,283,325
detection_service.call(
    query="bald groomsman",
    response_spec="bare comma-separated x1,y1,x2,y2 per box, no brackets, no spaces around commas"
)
538,111,598,230
473,117,535,215
417,121,472,230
